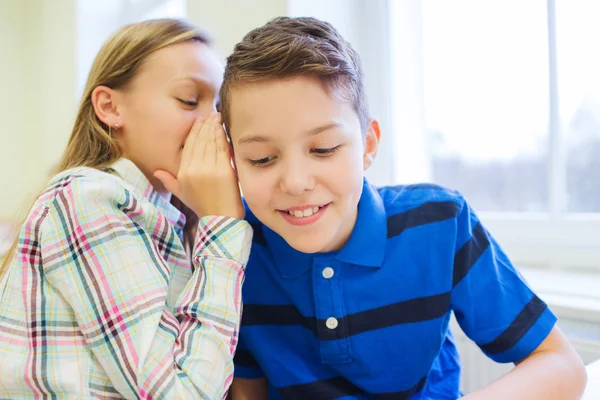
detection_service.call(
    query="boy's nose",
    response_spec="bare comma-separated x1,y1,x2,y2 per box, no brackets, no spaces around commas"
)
279,160,316,195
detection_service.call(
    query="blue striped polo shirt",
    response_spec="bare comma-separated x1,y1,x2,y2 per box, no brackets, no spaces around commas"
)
234,179,557,399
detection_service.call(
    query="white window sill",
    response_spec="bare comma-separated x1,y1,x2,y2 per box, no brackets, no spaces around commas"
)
520,267,600,323
584,358,600,399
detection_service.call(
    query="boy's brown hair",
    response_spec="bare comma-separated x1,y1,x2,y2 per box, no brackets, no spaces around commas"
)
220,16,370,135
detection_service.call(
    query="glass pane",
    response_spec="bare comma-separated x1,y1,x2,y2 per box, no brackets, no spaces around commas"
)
421,1,550,212
556,0,600,212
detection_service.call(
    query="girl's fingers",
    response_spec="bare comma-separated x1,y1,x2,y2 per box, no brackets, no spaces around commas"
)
197,113,219,166
180,116,206,171
214,113,230,154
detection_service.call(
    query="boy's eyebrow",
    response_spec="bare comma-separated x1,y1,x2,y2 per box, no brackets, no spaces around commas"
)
306,122,342,136
237,123,342,145
237,135,269,145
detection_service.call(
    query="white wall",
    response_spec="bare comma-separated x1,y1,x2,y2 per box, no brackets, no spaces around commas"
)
32,0,78,171
0,0,77,221
0,0,29,220
187,0,288,59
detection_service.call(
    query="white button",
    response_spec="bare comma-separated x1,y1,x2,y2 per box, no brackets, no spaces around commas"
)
322,267,334,279
325,317,338,330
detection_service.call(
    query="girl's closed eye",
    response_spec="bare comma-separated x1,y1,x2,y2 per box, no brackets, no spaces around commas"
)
178,98,198,107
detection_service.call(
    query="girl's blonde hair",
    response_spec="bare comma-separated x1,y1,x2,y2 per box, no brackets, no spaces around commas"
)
1,19,210,276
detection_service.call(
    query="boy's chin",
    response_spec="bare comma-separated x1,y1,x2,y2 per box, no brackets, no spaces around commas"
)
283,234,335,254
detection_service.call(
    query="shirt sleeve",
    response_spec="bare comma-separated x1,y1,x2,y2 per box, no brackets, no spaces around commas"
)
40,176,252,399
450,197,557,364
233,332,265,379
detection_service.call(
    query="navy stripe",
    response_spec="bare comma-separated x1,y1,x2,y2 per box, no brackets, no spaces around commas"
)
374,376,427,400
479,295,547,355
242,304,316,331
328,292,451,340
278,376,363,399
453,222,490,287
387,201,461,239
249,222,266,246
387,183,453,193
234,349,260,368
243,292,451,341
278,376,427,400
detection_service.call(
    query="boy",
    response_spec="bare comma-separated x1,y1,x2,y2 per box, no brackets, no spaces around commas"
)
220,17,586,399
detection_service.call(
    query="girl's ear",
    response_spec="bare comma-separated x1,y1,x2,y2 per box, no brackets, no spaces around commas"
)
91,85,122,128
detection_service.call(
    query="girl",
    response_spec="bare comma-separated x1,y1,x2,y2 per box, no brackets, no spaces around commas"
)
0,19,250,399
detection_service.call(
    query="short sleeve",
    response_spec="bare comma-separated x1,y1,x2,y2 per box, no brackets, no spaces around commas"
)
450,197,557,363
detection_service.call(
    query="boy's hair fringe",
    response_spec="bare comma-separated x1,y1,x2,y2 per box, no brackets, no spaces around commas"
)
220,16,369,136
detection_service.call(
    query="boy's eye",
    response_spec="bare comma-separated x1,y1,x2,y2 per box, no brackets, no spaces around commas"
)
178,98,198,107
311,145,341,155
248,156,275,167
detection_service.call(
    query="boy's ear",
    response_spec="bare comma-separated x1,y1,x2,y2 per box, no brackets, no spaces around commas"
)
91,85,122,129
363,119,381,171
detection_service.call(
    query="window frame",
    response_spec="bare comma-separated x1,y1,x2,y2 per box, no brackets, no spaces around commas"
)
381,0,600,270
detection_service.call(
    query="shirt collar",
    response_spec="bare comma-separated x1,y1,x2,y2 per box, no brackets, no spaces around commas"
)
335,179,387,268
106,158,186,233
262,178,388,279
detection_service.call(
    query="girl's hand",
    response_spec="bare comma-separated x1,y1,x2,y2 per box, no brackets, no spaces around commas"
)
154,112,244,220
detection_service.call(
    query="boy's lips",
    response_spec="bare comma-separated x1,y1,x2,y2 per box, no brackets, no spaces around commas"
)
277,203,330,226
280,203,327,212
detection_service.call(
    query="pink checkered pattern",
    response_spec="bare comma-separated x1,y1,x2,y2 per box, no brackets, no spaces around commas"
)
0,158,252,399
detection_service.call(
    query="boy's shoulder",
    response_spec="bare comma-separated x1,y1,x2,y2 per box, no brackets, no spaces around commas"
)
375,182,466,214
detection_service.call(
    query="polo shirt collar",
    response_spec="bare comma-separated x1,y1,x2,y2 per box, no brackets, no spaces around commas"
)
264,179,387,279
335,180,387,268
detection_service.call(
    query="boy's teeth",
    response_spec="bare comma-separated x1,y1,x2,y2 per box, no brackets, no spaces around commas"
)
288,206,322,218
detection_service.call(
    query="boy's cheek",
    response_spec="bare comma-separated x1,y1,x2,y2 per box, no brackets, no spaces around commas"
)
237,176,264,204
235,168,252,193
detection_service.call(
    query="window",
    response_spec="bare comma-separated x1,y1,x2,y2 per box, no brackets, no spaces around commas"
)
420,1,550,213
556,0,600,213
388,0,600,270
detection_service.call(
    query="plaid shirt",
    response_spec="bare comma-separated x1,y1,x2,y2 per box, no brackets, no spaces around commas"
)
0,158,252,399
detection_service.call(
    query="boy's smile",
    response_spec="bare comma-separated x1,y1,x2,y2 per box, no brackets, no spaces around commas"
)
277,203,330,226
228,75,380,253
